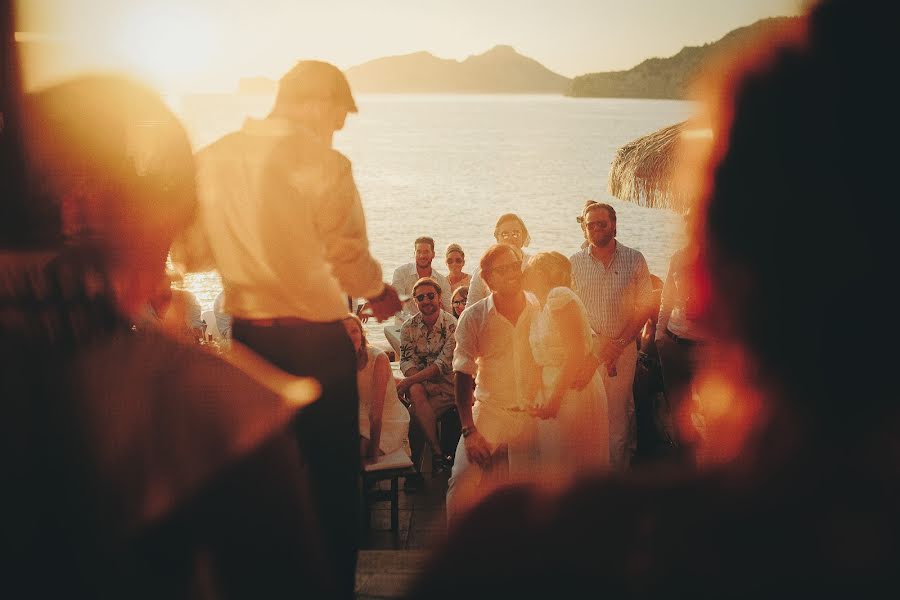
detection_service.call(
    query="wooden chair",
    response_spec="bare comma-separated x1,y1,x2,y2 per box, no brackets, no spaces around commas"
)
361,449,415,531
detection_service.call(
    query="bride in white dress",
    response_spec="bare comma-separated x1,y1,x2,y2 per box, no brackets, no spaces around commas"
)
523,252,609,471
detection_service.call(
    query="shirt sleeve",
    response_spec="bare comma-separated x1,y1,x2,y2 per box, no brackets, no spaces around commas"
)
433,314,457,376
314,152,384,299
452,309,479,376
467,268,488,306
657,254,676,337
398,320,416,375
633,253,654,320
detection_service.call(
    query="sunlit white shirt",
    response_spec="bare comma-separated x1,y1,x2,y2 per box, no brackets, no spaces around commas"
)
391,262,451,324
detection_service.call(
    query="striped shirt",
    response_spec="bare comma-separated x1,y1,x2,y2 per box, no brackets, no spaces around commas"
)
570,242,653,343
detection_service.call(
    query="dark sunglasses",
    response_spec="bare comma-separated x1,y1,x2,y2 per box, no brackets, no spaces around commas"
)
415,292,437,302
447,257,464,264
452,299,466,306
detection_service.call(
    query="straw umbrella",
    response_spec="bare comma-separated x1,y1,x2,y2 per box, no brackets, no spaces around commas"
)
608,121,710,212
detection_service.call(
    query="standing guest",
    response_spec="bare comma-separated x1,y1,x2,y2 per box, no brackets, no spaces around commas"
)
2,75,334,597
213,290,233,340
466,214,531,306
390,236,452,324
450,285,469,319
174,60,401,598
570,201,654,470
343,314,410,463
446,244,540,523
445,243,471,291
397,278,458,474
409,1,899,595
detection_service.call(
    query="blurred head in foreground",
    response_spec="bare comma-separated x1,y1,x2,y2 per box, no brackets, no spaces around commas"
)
688,0,897,447
22,75,196,317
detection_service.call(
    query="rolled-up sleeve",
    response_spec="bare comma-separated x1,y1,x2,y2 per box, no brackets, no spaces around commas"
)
452,310,479,376
315,152,384,299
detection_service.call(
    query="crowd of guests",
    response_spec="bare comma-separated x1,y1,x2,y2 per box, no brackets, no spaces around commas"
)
2,0,897,596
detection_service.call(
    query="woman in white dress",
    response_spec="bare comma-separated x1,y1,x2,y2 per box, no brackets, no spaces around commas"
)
523,252,609,471
343,314,410,463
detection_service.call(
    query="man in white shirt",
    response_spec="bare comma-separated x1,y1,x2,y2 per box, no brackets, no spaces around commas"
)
390,236,451,324
183,61,400,599
570,201,654,470
446,244,540,523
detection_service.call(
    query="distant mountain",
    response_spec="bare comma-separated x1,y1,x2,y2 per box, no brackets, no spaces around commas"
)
567,17,798,99
345,45,570,94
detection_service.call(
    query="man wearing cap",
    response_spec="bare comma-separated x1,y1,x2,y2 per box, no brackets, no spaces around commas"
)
186,61,400,597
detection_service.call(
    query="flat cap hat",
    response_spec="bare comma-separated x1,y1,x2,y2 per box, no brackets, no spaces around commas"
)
277,60,358,113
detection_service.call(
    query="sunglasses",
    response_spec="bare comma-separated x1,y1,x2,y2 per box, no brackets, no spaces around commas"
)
452,299,466,306
499,230,522,240
585,221,610,231
447,257,464,264
415,292,437,302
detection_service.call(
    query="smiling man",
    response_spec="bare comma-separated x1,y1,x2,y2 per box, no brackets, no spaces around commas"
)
397,277,458,476
446,243,540,523
391,237,452,324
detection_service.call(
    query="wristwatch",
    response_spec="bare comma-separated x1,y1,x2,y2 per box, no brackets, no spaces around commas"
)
461,426,476,438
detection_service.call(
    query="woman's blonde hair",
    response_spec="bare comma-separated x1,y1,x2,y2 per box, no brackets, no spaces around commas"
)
525,252,572,289
344,313,369,370
445,243,465,259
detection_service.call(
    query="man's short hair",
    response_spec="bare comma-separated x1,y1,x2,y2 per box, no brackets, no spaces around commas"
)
479,244,519,277
579,200,617,225
414,236,435,251
276,61,358,114
412,277,441,296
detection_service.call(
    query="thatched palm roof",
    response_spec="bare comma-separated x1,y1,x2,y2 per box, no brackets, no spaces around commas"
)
608,121,691,211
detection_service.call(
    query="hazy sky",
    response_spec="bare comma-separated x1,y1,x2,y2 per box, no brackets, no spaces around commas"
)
17,0,806,92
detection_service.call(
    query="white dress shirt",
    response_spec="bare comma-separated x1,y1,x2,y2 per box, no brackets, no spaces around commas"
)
194,117,384,322
453,293,539,446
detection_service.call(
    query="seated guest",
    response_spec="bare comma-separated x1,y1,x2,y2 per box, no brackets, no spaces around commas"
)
390,236,451,324
467,214,531,306
343,314,410,463
445,243,471,290
397,277,457,474
450,285,469,319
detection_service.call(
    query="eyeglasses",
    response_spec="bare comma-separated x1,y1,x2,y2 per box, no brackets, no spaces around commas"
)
452,299,466,306
585,221,610,231
489,261,522,277
499,230,522,241
415,292,437,302
447,257,464,264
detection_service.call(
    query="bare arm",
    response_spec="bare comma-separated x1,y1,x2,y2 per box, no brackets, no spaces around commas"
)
455,371,491,468
366,351,391,461
529,299,583,419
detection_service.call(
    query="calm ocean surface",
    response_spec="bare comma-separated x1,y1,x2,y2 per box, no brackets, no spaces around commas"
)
170,93,694,343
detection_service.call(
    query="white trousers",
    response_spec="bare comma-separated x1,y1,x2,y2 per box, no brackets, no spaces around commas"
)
601,343,638,470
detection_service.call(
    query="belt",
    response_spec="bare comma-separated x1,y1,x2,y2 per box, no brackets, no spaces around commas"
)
665,328,696,345
233,316,315,328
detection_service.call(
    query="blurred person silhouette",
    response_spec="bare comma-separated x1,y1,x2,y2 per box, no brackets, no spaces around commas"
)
409,0,899,596
1,74,336,597
140,271,206,343
466,213,532,306
171,60,402,596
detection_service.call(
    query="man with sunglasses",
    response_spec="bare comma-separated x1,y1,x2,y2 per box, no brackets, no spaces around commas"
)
398,277,458,476
570,201,654,470
446,244,540,523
